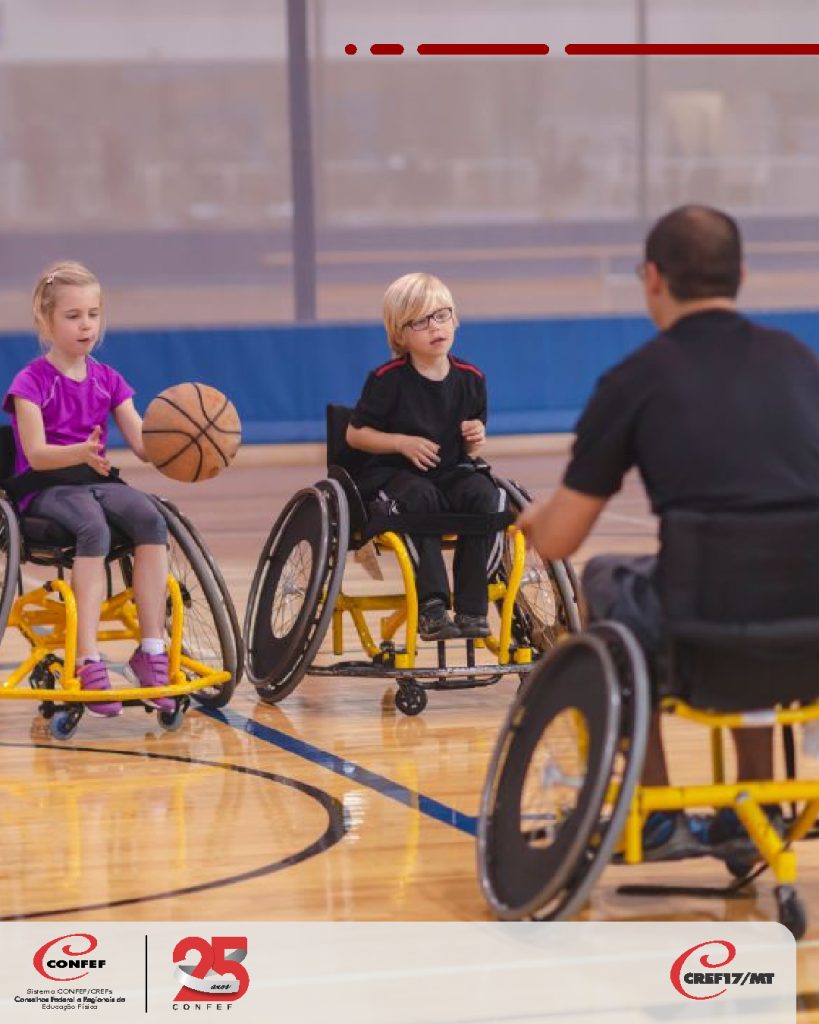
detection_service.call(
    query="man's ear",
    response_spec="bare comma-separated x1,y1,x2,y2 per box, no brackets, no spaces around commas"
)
643,260,665,294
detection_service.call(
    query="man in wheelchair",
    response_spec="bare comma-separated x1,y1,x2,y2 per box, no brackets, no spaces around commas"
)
346,272,505,642
518,204,819,863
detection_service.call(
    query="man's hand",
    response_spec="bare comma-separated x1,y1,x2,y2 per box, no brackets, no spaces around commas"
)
515,486,608,561
461,419,486,454
80,425,111,475
398,434,441,471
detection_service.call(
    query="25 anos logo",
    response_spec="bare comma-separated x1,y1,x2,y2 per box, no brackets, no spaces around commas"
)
173,936,249,1002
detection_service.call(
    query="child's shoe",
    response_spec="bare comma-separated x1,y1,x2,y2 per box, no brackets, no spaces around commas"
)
641,811,712,862
127,649,175,712
454,612,491,638
418,598,460,641
78,659,122,717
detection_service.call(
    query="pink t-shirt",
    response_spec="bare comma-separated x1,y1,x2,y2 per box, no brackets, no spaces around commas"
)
2,356,134,507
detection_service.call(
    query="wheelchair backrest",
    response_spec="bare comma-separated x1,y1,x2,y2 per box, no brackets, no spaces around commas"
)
0,424,16,482
325,404,369,477
659,506,819,709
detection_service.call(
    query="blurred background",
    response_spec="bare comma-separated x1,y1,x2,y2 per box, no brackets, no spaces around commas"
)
1,1,818,437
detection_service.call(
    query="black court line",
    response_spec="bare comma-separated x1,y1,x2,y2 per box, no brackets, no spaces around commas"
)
0,741,346,921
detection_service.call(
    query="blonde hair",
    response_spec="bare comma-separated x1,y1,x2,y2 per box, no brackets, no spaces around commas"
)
32,260,101,344
382,272,458,356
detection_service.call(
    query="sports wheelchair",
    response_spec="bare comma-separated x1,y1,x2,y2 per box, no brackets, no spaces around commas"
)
0,425,242,739
478,506,819,939
244,405,581,715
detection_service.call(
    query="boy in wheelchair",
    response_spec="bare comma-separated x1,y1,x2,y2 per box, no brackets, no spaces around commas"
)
346,272,504,642
519,205,819,863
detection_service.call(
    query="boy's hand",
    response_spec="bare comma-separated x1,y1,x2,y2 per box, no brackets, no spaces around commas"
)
81,425,111,475
398,435,440,471
461,419,486,453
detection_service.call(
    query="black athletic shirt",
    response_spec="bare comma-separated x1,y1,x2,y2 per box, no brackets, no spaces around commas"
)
349,353,487,489
563,309,819,514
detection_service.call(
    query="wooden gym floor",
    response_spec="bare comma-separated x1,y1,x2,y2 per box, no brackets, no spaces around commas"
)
0,441,818,1015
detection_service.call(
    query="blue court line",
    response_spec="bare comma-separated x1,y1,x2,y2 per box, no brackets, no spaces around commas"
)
200,707,478,837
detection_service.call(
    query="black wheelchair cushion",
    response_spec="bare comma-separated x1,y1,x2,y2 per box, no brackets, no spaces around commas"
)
659,506,819,710
21,515,133,555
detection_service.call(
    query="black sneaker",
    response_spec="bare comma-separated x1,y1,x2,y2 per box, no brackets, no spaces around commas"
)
454,612,491,638
418,599,460,641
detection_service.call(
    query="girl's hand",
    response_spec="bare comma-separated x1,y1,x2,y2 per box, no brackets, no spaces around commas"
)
81,425,111,475
398,434,440,471
461,419,486,453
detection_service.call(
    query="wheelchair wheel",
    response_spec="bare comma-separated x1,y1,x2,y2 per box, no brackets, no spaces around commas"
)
152,499,240,709
245,479,348,702
477,633,622,919
0,496,20,642
531,621,650,921
154,498,243,684
497,480,581,650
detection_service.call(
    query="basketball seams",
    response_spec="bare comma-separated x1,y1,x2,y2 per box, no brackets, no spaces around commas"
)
142,383,240,482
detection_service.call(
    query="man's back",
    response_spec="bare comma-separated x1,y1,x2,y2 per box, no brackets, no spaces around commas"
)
566,309,819,514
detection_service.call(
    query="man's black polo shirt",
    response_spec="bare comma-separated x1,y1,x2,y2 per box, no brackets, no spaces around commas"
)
564,309,819,514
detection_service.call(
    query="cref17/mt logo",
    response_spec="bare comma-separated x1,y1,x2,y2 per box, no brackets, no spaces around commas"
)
173,936,249,1002
670,940,775,1000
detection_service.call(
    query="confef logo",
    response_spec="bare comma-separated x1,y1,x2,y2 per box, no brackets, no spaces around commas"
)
33,933,106,982
670,940,776,1000
173,936,249,1003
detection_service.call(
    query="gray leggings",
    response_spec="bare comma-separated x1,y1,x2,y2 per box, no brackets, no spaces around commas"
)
28,483,168,557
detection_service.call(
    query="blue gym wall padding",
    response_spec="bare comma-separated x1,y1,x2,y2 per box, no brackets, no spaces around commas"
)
2,309,818,444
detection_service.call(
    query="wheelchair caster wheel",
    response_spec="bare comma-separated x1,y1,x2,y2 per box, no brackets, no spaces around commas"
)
158,696,189,732
395,682,427,717
776,885,807,940
49,707,82,740
30,654,61,690
725,856,756,880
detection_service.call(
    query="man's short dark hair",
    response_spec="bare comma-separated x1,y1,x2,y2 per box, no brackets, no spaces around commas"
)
644,205,742,301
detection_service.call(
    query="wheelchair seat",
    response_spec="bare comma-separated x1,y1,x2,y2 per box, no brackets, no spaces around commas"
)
659,505,819,710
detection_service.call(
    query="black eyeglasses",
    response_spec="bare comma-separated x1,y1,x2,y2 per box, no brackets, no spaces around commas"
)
404,307,453,332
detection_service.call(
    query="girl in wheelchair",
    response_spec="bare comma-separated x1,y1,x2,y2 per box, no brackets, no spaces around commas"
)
2,260,173,717
346,272,505,642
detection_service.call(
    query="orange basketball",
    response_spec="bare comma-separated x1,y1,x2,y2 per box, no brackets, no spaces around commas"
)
142,383,241,482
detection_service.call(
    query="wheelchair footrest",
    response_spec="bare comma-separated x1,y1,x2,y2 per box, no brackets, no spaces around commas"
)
617,880,754,901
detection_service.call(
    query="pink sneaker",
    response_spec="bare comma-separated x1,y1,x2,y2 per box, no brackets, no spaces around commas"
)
78,660,122,717
127,649,175,712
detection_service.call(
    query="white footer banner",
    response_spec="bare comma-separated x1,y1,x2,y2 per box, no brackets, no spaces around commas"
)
0,922,796,1022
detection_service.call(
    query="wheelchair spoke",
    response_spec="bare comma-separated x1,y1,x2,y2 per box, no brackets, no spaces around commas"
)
271,539,312,637
520,708,588,849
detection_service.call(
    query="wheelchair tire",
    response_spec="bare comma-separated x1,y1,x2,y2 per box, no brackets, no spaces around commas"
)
496,479,582,650
0,496,21,644
477,633,622,919
531,621,650,921
245,480,348,702
152,498,240,709
155,498,244,686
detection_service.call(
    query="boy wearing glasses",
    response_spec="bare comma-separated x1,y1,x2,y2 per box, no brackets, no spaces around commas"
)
346,272,503,641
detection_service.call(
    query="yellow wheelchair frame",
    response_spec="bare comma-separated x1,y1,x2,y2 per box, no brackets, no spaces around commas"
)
245,476,581,716
619,699,819,920
0,486,238,739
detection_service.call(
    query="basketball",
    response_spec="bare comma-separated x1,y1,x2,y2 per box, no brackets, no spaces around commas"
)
142,382,241,482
